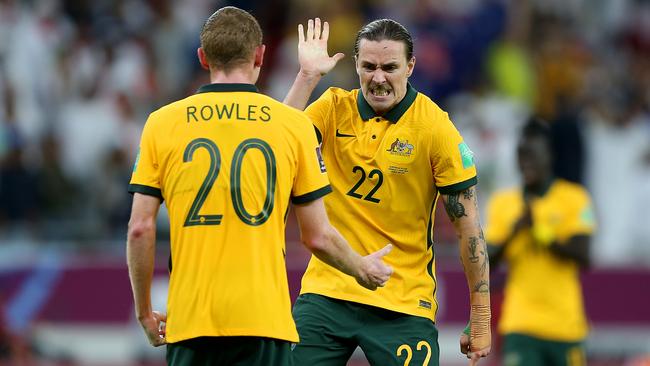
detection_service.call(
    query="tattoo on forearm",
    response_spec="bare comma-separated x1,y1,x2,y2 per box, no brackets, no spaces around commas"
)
473,280,490,294
468,228,489,275
480,244,488,275
444,193,467,222
478,230,488,275
469,237,480,263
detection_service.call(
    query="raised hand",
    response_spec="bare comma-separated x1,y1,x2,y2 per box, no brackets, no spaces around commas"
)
356,244,393,290
297,18,345,78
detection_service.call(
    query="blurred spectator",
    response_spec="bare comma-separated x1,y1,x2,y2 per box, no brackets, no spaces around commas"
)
485,0,536,108
584,72,650,266
0,84,39,234
148,1,194,103
95,146,133,239
373,0,507,102
447,77,529,215
35,133,78,239
56,75,122,182
532,15,590,123
3,0,73,143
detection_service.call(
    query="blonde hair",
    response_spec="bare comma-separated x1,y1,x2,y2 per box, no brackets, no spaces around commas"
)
200,7,262,72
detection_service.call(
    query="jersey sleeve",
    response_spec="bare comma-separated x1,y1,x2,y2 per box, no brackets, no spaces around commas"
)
290,114,332,204
430,113,478,194
556,187,596,243
128,114,163,200
304,88,334,141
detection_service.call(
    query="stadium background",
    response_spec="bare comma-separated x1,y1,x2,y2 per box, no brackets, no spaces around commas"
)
0,0,649,365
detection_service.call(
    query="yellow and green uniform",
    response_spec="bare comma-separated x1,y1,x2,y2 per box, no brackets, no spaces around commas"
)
129,83,331,343
300,84,477,321
485,179,596,342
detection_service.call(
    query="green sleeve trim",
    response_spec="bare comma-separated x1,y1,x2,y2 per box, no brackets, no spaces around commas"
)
463,322,471,336
313,125,323,145
128,184,163,201
291,185,332,204
438,176,478,195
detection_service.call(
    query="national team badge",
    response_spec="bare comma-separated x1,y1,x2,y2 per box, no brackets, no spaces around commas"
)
384,136,416,164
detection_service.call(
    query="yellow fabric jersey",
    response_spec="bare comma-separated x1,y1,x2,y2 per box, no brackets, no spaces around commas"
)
129,83,331,343
300,84,477,321
485,179,596,341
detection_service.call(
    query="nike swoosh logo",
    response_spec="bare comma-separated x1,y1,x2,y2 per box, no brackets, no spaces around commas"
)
336,129,355,138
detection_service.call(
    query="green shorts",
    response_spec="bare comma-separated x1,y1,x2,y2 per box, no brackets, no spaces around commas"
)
503,333,585,366
292,293,440,366
166,336,291,366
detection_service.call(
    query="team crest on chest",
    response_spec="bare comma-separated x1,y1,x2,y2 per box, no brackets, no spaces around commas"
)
384,136,416,164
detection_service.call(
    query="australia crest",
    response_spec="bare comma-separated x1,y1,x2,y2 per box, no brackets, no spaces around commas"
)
385,137,416,164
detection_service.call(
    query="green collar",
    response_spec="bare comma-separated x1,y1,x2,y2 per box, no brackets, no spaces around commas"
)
197,83,259,94
356,83,418,123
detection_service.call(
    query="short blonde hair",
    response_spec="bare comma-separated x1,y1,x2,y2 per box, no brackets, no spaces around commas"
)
200,7,262,72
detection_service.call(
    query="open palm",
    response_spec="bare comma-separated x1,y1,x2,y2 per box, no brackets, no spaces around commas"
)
297,18,345,77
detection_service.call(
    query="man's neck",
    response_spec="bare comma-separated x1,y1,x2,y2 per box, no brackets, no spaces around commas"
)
524,176,554,197
209,68,256,84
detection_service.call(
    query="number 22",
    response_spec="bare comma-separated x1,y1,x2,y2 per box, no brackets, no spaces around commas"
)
346,165,383,203
397,341,432,366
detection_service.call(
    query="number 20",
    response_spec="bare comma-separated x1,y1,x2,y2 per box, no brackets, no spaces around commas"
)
397,341,432,366
183,137,276,227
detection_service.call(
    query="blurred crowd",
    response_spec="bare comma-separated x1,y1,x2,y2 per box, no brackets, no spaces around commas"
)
0,0,649,266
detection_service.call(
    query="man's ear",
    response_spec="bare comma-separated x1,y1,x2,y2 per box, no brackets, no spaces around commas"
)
254,44,265,68
406,56,416,77
354,55,360,76
197,47,210,70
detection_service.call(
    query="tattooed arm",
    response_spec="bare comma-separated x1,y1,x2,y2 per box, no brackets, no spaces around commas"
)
442,186,491,363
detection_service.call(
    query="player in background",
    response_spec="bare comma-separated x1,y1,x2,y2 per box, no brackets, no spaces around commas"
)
482,118,594,366
126,7,392,366
284,18,491,365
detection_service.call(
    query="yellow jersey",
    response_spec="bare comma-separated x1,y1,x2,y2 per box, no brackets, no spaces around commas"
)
485,179,596,341
129,83,331,343
300,85,477,321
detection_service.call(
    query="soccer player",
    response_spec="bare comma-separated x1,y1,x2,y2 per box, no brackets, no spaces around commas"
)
284,18,491,365
483,118,594,366
126,7,393,366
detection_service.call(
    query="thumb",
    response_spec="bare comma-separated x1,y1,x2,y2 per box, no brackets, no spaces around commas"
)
153,311,167,322
468,351,482,366
374,243,393,258
332,52,345,63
